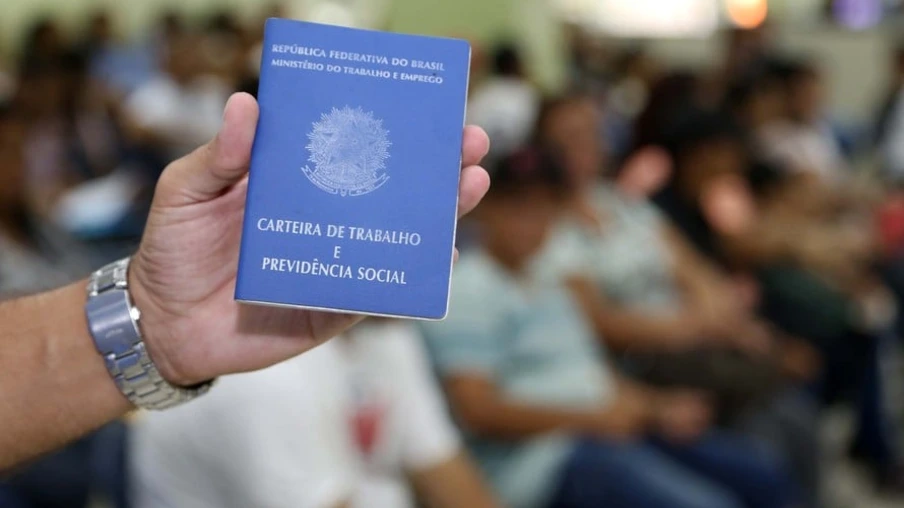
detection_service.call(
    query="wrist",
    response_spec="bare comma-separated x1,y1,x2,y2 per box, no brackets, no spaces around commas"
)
54,282,132,412
86,256,213,410
126,255,187,386
128,252,213,388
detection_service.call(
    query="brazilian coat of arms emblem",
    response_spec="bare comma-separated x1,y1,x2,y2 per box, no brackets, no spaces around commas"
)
303,106,392,197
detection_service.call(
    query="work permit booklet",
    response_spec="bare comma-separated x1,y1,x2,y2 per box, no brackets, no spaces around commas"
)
235,18,471,319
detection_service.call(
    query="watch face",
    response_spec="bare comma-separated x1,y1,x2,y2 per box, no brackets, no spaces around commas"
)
86,257,211,410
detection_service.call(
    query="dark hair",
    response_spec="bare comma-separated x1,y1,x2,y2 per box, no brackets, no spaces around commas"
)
0,102,12,122
659,109,747,169
159,11,186,37
19,17,62,72
612,46,648,76
764,57,818,90
205,11,243,37
486,146,570,200
24,17,58,48
492,43,523,77
633,71,700,149
724,66,783,113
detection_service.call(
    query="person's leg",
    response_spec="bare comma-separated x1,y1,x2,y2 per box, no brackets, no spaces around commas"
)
850,330,904,484
0,436,94,507
548,438,744,508
734,389,822,508
619,349,783,417
876,258,904,339
90,421,130,508
0,488,28,508
652,430,799,508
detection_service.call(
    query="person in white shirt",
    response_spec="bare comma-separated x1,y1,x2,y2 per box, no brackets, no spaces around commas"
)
130,319,498,508
878,44,904,181
466,44,540,160
758,60,847,183
122,32,231,160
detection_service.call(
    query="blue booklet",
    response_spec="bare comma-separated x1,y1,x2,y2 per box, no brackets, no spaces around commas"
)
235,19,471,320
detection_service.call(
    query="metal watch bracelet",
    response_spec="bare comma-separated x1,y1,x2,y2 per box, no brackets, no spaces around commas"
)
85,257,213,410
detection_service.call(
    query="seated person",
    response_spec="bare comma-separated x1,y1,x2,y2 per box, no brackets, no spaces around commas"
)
532,92,816,369
651,108,904,487
130,318,499,508
727,61,881,233
653,109,892,339
0,103,100,294
14,54,151,240
530,93,821,506
420,147,800,508
121,31,230,161
877,42,904,182
757,60,846,183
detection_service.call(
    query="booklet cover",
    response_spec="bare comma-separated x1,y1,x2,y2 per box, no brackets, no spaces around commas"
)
235,18,471,320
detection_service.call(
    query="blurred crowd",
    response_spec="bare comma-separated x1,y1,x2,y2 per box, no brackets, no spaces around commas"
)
3,5,904,508
0,5,277,293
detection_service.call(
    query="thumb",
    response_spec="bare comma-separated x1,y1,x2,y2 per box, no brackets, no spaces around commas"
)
155,92,260,207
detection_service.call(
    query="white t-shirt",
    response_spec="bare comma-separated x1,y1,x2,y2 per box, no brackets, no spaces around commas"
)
759,121,846,183
466,77,540,159
130,321,461,508
124,74,229,159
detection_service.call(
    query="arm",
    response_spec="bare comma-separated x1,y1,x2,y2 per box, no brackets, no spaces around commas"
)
721,212,865,287
0,282,131,469
660,225,774,353
0,93,492,470
443,374,649,440
410,452,499,508
389,324,499,508
565,276,705,352
661,224,735,310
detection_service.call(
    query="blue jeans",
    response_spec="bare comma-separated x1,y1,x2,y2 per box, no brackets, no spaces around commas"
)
548,432,797,508
0,422,129,508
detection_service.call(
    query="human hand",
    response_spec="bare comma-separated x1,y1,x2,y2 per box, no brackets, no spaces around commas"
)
850,282,898,332
797,229,862,285
728,319,775,356
129,93,491,386
777,337,821,381
687,282,750,343
651,390,713,444
583,384,651,440
684,304,747,349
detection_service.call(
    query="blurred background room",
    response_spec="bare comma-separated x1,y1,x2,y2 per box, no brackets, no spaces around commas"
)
2,0,904,507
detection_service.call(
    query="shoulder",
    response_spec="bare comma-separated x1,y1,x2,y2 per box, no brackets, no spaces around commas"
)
531,221,591,281
450,250,508,298
422,251,511,338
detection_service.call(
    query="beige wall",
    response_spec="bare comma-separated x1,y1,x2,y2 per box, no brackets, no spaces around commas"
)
0,0,568,91
638,27,898,123
385,0,568,91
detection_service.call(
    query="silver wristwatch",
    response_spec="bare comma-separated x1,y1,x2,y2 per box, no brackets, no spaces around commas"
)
85,257,213,410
